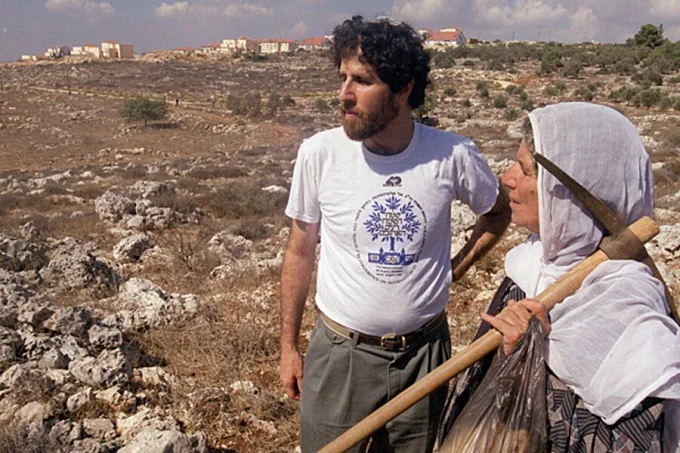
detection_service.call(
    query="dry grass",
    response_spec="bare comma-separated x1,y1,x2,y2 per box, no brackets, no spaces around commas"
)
0,424,64,453
137,271,303,452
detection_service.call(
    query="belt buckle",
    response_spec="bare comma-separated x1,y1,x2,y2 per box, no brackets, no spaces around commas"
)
380,333,406,351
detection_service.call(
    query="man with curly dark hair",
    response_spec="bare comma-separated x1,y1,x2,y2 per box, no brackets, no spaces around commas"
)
280,15,511,452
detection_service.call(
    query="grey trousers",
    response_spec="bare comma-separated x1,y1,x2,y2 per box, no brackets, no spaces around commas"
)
300,315,451,453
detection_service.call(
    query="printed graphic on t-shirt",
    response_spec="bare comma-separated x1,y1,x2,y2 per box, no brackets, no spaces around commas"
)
352,192,427,284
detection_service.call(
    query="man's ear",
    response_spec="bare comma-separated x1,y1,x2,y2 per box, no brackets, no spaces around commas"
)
397,80,415,105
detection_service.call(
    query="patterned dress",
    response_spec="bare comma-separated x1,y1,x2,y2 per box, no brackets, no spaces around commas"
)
437,277,665,452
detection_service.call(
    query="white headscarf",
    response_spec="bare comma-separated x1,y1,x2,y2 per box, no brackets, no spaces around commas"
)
504,103,680,449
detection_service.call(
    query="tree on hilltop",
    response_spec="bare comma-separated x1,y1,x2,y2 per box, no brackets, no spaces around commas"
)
632,24,665,49
120,96,167,126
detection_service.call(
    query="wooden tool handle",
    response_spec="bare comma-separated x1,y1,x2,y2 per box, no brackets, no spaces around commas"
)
318,216,659,453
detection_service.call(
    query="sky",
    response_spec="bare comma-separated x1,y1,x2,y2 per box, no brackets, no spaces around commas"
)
1,0,679,62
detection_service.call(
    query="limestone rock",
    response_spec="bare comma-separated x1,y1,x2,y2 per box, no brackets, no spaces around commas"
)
95,191,136,224
43,306,93,338
67,388,93,413
116,407,178,442
39,238,122,297
83,418,115,441
118,429,207,453
0,326,22,365
135,367,172,388
112,233,154,263
129,181,176,199
71,438,108,453
37,347,69,370
230,380,259,395
95,385,136,411
0,233,48,272
88,324,123,350
68,348,131,387
103,278,200,332
14,401,52,426
0,268,32,314
208,231,252,262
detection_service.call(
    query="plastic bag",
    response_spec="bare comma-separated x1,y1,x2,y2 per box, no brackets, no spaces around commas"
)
438,318,547,453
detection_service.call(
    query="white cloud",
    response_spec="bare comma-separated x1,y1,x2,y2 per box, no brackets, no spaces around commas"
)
474,0,567,27
155,1,190,17
391,0,445,22
154,1,271,19
565,6,598,42
650,0,680,18
45,0,115,15
291,21,309,36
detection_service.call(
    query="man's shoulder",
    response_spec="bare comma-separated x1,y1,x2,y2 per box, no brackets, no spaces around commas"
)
300,126,350,151
416,123,478,150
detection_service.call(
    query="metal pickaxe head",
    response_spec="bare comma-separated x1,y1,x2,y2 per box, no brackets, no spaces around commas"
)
533,152,678,321
533,152,648,261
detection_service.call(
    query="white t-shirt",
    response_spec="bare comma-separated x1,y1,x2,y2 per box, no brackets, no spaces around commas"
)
286,122,498,335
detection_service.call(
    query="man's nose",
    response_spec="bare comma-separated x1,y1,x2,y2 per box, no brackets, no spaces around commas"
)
339,81,355,103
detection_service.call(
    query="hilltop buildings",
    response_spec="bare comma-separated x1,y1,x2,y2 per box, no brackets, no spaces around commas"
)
18,24,470,63
22,40,134,62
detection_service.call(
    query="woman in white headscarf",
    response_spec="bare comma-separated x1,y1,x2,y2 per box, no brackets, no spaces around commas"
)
439,102,680,452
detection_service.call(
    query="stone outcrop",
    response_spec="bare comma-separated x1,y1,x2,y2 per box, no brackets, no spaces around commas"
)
39,238,122,297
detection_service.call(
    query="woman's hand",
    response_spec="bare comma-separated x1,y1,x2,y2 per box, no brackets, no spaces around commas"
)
481,298,551,356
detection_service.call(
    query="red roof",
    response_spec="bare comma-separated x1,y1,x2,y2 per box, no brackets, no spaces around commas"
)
427,31,462,42
83,43,98,48
302,37,325,46
173,46,196,52
238,36,249,40
103,40,119,44
202,43,221,48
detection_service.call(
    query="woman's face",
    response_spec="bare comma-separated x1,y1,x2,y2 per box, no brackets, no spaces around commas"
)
502,140,540,235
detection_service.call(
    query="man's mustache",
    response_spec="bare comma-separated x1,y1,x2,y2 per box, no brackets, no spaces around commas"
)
340,102,360,116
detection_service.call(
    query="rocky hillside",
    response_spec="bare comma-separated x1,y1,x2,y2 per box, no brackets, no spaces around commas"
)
0,48,678,452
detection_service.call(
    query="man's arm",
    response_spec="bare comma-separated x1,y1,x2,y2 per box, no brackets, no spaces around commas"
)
451,186,511,281
280,218,320,401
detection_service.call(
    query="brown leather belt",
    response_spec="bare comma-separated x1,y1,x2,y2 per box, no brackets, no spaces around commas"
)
319,311,447,352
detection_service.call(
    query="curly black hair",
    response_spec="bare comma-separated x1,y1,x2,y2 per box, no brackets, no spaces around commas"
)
331,15,431,109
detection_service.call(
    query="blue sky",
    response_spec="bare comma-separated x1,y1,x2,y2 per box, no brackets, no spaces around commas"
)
2,0,679,62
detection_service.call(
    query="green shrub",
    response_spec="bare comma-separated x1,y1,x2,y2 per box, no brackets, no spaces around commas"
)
479,86,489,98
120,96,167,126
544,85,558,96
505,85,519,95
315,98,330,112
521,99,534,111
574,87,594,101
504,108,519,121
488,59,505,70
462,59,475,67
658,96,673,110
493,95,508,108
462,99,472,107
432,50,456,68
226,92,262,117
639,88,662,108
266,93,283,116
443,87,457,97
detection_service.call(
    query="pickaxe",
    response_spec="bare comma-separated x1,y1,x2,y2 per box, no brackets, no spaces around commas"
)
318,153,673,453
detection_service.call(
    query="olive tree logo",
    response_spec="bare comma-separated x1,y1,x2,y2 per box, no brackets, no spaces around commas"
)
364,195,421,265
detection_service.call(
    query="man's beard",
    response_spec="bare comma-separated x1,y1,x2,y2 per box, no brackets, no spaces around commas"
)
341,93,400,141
